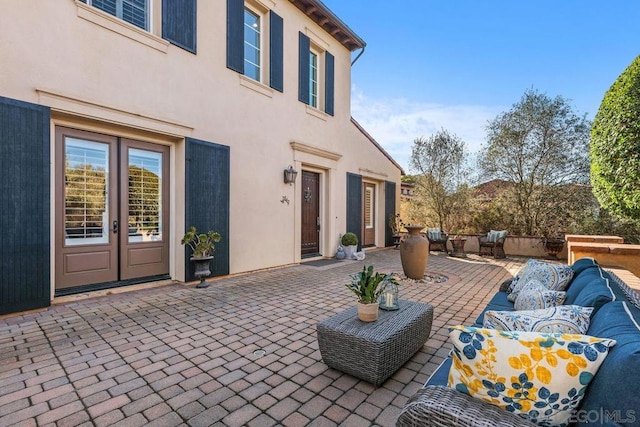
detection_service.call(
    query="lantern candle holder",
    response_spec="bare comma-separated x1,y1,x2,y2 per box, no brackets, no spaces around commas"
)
379,280,399,311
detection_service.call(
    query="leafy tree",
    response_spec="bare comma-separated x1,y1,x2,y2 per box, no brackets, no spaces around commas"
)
591,55,640,225
479,89,591,236
410,129,468,231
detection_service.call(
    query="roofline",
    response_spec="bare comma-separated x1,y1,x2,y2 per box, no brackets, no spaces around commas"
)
289,0,367,52
350,117,405,175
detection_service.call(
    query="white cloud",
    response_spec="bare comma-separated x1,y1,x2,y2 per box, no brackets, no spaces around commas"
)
351,87,504,172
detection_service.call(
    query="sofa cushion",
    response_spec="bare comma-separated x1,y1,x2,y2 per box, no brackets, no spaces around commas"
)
578,301,640,425
448,326,616,427
506,259,535,294
570,257,600,276
508,260,574,302
425,357,452,387
474,292,514,325
513,280,566,311
483,305,593,334
564,269,616,315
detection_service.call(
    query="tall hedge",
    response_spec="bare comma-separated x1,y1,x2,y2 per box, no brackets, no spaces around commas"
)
591,55,640,224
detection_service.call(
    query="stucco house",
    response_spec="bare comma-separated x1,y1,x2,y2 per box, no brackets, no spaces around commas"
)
0,0,402,315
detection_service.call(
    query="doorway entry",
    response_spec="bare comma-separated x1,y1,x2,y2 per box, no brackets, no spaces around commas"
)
55,127,170,291
362,182,376,247
301,170,320,258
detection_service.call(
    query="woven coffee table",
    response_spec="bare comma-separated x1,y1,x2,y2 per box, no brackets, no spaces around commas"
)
317,300,433,386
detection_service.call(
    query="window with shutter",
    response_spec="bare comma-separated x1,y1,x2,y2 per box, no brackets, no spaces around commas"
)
228,0,283,92
85,0,149,30
299,33,335,116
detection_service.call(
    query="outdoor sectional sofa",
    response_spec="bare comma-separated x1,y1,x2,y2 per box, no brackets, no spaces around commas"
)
397,257,640,427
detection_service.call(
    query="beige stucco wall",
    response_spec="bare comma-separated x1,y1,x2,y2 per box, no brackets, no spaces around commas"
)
0,1,401,286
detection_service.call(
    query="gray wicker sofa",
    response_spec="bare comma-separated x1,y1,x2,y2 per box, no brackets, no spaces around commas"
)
397,258,640,427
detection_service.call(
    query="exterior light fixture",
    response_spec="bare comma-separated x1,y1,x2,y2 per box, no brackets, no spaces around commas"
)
284,165,298,185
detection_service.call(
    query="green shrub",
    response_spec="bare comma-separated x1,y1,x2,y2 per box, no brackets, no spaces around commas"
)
341,232,358,246
591,55,640,224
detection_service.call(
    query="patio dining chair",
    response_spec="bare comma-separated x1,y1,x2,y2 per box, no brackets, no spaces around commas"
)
478,230,507,258
426,227,449,254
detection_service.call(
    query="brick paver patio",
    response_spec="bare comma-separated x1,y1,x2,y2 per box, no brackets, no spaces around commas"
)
1,249,527,426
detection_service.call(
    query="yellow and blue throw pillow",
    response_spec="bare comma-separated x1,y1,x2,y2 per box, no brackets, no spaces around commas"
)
448,326,616,426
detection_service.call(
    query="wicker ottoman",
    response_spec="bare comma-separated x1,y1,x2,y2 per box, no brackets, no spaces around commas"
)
317,300,433,386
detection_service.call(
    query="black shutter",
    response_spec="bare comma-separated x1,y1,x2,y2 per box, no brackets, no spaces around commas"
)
269,10,284,92
185,138,230,281
325,52,335,116
298,32,310,104
346,173,362,251
162,0,197,54
0,97,50,315
226,0,244,73
384,181,397,247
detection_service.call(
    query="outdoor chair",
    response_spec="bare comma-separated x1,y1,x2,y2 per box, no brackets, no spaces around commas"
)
426,227,449,254
478,230,507,258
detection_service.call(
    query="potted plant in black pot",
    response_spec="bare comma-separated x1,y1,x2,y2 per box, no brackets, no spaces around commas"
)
341,232,359,260
181,226,221,288
388,213,404,249
345,265,397,322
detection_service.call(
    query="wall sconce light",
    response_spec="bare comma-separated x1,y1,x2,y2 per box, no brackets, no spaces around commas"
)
284,165,298,185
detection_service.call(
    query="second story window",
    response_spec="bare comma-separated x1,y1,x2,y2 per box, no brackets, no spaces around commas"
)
243,7,261,82
85,0,149,31
227,0,284,92
309,51,319,108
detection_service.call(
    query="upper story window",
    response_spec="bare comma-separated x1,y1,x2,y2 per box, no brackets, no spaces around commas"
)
299,32,335,116
309,50,319,108
243,7,261,82
227,0,284,92
85,0,150,31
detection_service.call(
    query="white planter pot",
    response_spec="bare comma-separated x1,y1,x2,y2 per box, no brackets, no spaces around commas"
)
343,245,357,260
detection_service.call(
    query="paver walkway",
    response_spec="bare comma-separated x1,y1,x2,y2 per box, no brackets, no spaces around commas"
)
0,249,526,426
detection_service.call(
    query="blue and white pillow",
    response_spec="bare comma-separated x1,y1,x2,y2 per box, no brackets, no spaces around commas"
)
483,305,593,334
487,229,507,243
514,280,566,311
506,259,535,294
508,259,574,302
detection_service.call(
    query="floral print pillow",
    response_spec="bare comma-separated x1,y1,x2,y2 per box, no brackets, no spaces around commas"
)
514,280,566,311
508,260,574,303
448,326,616,427
483,305,594,335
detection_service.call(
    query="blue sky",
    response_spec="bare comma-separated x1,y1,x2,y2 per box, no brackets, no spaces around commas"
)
321,1,640,172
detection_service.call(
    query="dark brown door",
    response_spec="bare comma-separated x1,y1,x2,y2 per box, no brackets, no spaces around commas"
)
362,182,376,247
55,128,169,290
301,171,320,257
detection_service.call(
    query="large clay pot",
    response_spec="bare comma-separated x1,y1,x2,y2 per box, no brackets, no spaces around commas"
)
400,225,429,279
357,302,379,322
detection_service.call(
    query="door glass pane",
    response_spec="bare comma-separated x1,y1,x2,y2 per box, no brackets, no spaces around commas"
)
128,148,163,243
365,187,374,228
64,138,110,246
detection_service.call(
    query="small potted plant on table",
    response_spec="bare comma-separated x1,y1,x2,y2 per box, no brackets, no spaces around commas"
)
345,265,397,322
181,226,221,288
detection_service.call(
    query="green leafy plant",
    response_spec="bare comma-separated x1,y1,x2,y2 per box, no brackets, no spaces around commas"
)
345,265,397,304
388,213,404,235
341,232,358,246
181,226,221,258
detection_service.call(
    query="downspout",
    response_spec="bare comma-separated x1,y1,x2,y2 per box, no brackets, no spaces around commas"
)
351,46,366,66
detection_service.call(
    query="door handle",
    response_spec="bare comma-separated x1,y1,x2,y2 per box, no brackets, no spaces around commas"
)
113,220,118,234
317,217,321,231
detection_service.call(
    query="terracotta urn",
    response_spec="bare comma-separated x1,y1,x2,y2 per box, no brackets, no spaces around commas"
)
357,302,379,322
400,225,429,279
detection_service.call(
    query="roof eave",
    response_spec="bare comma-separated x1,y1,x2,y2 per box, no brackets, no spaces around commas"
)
351,117,405,175
289,0,366,52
